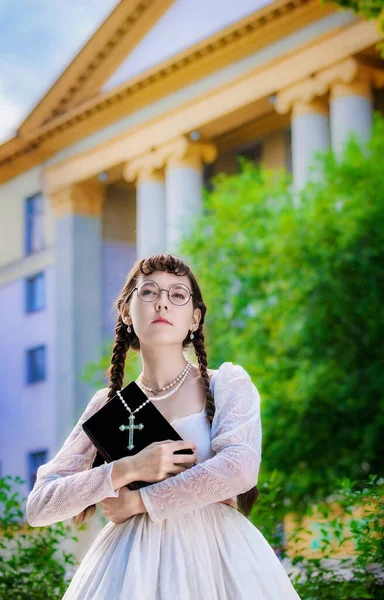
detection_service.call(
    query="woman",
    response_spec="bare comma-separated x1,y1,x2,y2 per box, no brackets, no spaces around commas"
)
26,254,301,599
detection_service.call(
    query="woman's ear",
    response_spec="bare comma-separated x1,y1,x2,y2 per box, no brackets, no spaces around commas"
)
192,307,201,329
120,304,130,325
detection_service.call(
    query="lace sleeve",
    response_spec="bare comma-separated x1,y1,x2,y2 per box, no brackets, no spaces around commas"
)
139,362,262,524
25,388,119,527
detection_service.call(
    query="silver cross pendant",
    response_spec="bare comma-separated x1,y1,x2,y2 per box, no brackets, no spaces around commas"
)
119,413,144,450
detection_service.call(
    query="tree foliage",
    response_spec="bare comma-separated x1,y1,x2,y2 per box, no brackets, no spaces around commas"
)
327,0,384,51
180,116,384,508
0,476,80,599
329,0,384,20
250,474,384,599
288,475,383,599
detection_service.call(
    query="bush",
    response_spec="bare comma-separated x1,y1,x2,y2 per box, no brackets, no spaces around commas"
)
251,474,384,599
0,475,81,599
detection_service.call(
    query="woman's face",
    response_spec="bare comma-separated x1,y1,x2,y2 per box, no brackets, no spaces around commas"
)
121,271,201,347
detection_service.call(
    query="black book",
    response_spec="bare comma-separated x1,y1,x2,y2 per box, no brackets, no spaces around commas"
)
82,381,194,490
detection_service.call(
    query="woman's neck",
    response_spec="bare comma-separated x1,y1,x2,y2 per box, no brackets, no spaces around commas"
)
137,345,191,390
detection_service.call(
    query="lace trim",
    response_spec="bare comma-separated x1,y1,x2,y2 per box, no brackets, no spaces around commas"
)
140,362,262,523
26,389,119,527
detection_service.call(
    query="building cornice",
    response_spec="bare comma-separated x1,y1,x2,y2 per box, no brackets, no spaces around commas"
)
275,57,384,113
41,19,383,196
19,0,176,134
0,0,337,184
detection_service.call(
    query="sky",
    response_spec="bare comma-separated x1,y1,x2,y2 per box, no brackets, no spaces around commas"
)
0,0,118,143
0,0,265,145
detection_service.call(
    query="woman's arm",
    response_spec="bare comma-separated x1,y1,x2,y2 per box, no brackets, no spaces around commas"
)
26,389,121,527
139,363,262,524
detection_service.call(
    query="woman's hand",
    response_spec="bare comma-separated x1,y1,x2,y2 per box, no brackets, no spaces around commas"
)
100,487,147,524
111,440,197,490
131,440,197,483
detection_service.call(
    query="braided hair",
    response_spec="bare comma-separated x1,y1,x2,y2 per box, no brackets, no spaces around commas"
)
72,254,258,525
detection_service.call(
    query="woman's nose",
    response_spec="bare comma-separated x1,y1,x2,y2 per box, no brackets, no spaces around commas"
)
156,290,169,308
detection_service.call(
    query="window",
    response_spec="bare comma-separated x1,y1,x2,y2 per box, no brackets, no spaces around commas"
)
25,193,44,255
28,450,48,491
26,345,46,383
236,141,262,168
203,162,215,193
25,272,45,312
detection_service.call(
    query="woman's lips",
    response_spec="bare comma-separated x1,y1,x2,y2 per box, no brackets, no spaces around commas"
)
152,320,171,325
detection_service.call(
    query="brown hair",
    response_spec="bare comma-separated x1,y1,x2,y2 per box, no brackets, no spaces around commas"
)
73,253,258,526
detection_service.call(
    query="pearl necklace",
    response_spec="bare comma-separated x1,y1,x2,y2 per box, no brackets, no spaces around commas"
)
117,361,192,417
116,362,193,450
139,361,193,401
140,361,192,395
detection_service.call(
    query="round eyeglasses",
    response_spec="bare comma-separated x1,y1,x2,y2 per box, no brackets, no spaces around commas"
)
130,280,193,306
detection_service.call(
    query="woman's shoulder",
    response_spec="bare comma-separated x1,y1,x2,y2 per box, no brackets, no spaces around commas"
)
207,362,253,396
212,362,252,382
80,387,109,421
92,387,109,404
210,363,259,420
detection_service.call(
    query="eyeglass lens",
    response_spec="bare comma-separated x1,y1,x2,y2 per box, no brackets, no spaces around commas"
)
137,281,190,305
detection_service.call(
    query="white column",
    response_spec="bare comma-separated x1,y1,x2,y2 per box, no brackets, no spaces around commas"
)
330,79,373,155
275,81,331,190
136,170,166,258
165,157,204,254
161,139,217,254
123,160,167,259
291,99,330,189
50,183,104,447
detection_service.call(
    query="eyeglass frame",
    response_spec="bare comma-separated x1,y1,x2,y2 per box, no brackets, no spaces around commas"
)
128,280,194,306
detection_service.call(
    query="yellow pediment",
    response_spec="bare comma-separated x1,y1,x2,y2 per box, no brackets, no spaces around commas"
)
0,0,340,184
102,0,274,92
19,0,176,136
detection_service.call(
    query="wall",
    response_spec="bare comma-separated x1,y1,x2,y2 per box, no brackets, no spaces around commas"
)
0,265,56,500
102,183,137,339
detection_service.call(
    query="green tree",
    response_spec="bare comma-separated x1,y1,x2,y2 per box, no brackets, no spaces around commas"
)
325,0,384,49
80,338,142,390
329,0,384,20
179,116,384,509
88,117,384,512
0,475,82,599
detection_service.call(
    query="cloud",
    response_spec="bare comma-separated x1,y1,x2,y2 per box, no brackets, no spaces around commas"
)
0,83,25,141
0,0,118,143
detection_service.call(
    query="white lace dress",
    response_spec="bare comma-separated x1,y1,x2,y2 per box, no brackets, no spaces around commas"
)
26,362,301,600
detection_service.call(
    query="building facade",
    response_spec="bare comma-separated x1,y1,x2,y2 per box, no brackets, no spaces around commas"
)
0,0,383,558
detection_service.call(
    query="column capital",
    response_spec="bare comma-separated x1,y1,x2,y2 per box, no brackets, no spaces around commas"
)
157,137,217,170
317,58,377,101
292,99,329,118
330,79,372,101
275,78,321,115
123,153,164,183
49,181,105,219
275,58,384,114
123,137,217,183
